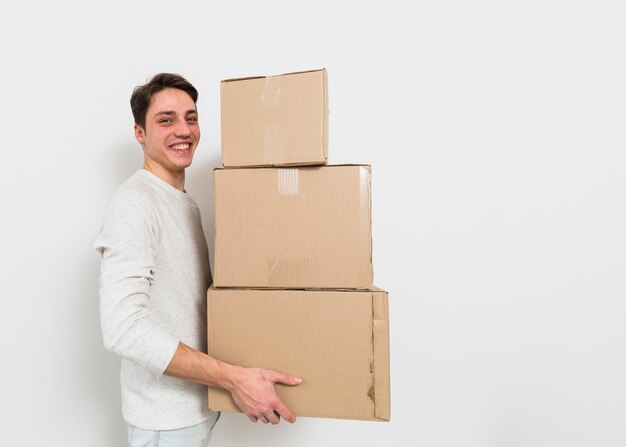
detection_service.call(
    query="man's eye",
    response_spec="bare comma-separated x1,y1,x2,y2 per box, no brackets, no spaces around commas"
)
159,118,173,124
187,116,198,123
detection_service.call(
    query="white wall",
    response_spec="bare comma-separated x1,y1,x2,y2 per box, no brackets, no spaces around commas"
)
1,1,625,445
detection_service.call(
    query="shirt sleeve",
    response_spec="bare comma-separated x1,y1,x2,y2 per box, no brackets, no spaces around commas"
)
94,191,179,374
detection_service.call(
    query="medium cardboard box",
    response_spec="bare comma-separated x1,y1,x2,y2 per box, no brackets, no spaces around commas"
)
221,68,328,167
207,287,390,421
213,165,373,289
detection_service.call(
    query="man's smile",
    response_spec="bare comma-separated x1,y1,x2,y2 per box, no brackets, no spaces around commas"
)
170,142,192,152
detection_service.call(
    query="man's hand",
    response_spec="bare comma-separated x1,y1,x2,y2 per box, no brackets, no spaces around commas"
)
228,366,302,424
163,343,302,424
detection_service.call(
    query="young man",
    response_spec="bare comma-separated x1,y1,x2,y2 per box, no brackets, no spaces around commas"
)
95,73,301,446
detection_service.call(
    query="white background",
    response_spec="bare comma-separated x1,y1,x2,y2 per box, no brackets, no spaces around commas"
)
1,1,625,446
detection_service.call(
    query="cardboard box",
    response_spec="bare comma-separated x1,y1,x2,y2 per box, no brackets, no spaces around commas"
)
221,68,328,167
213,165,373,289
207,287,390,421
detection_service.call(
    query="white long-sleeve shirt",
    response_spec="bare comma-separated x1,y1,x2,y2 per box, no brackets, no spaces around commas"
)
95,169,213,430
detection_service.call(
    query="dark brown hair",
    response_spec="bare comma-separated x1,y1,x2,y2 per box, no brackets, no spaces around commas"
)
130,73,198,129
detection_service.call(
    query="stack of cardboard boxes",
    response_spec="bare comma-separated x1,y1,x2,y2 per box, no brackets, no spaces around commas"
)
207,69,390,421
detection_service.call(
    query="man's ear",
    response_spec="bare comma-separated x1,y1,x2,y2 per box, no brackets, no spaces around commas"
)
134,123,145,145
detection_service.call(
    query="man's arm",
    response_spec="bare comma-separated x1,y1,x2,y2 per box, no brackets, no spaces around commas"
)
164,342,302,424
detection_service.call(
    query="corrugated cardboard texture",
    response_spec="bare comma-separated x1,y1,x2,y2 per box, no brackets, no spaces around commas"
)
221,68,328,167
213,165,373,289
207,287,390,421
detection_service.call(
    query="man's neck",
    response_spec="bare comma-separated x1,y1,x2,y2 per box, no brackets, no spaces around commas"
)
143,161,186,192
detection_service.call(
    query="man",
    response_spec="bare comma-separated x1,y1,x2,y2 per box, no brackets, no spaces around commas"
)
95,73,301,446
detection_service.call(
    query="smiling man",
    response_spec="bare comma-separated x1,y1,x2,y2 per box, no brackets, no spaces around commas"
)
95,73,301,447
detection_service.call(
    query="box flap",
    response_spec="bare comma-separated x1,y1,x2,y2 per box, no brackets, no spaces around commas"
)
221,68,326,83
372,290,390,420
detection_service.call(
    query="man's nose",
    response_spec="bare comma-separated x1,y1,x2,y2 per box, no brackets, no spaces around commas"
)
174,119,192,136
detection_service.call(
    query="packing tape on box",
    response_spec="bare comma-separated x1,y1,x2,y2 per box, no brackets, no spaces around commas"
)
372,291,391,420
278,168,299,195
261,76,284,164
360,166,371,220
267,257,320,287
260,75,282,105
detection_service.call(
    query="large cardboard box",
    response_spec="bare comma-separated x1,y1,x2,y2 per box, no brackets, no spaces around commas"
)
207,287,390,421
221,68,328,167
213,165,373,289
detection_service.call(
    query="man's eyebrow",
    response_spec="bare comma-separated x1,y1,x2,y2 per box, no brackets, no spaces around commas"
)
153,109,198,118
154,111,176,117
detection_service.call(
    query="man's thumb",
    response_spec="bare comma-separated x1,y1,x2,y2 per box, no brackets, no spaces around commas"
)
275,373,303,386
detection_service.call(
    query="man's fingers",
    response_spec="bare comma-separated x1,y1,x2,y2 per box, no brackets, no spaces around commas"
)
266,411,280,425
270,372,303,386
273,400,297,423
233,367,301,425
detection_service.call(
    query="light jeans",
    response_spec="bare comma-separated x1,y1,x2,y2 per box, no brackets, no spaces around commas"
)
127,412,220,447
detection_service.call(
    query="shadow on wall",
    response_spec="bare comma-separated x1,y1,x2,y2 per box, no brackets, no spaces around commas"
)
112,142,144,190
75,253,126,445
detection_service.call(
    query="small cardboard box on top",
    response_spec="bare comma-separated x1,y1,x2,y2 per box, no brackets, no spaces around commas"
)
213,164,373,289
207,286,390,421
220,68,328,168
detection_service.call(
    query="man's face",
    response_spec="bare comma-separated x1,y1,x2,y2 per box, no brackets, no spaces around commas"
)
134,88,200,178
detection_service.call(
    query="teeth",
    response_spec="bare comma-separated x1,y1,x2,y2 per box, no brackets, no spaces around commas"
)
171,144,190,150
